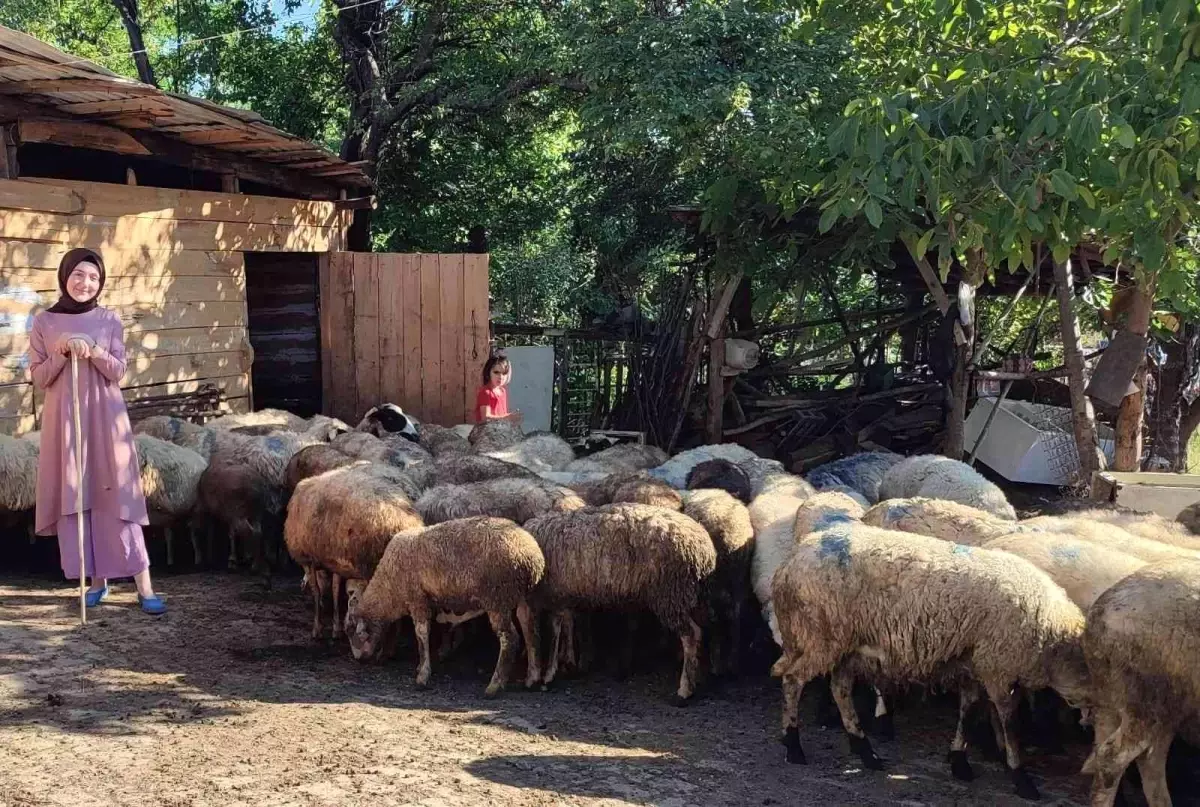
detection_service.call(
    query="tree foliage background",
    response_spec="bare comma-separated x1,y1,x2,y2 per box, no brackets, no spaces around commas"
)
6,0,1199,332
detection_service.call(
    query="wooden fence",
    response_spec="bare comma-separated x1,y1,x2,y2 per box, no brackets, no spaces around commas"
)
319,252,489,426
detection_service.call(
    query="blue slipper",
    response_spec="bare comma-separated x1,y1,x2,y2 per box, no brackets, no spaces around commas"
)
84,586,109,607
137,594,167,615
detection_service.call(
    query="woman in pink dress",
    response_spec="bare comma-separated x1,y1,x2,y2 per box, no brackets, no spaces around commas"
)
28,248,166,615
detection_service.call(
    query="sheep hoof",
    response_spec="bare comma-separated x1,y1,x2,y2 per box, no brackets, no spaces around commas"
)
782,727,806,765
669,693,692,708
872,712,895,741
540,679,557,693
484,684,502,699
948,750,974,781
848,735,884,771
1009,766,1040,801
414,677,430,691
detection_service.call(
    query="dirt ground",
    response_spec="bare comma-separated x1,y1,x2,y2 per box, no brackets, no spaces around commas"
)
0,571,1101,807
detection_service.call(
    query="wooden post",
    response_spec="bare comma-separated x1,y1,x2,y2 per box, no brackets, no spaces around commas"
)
943,281,975,459
1114,282,1154,471
555,336,570,437
1053,258,1104,484
0,124,15,179
707,337,725,443
221,172,240,193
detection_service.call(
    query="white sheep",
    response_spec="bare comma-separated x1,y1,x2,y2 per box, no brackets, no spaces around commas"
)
770,514,1089,800
862,497,1020,546
564,443,668,475
134,433,208,567
749,491,809,644
208,408,308,432
415,478,585,525
878,454,1016,520
1081,560,1200,807
804,451,903,504
1023,515,1200,563
981,532,1147,610
0,433,38,514
483,432,576,474
1069,507,1200,551
345,517,545,696
648,443,763,489
134,415,218,459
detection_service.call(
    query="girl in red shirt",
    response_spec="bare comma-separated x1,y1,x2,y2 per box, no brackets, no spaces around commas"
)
476,353,522,424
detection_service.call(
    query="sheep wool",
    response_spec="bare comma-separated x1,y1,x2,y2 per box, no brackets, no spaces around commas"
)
570,470,680,509
134,415,217,459
878,454,1016,520
484,432,577,474
804,451,903,504
284,444,359,493
564,443,668,475
418,423,472,457
649,443,762,489
285,463,424,638
981,532,1147,610
432,453,536,485
682,489,754,675
748,491,809,644
346,517,545,696
771,521,1088,799
792,491,866,542
1023,515,1200,563
861,497,1020,546
468,420,524,452
685,459,753,504
0,432,38,513
1069,507,1200,551
524,503,717,701
207,408,308,433
1082,560,1200,807
416,477,585,525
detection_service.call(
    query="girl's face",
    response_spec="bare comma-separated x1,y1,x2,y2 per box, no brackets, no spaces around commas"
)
66,262,102,303
489,363,510,388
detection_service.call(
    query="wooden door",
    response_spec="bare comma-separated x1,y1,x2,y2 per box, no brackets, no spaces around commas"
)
319,252,489,426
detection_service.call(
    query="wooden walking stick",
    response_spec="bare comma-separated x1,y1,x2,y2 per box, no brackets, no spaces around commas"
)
71,351,86,626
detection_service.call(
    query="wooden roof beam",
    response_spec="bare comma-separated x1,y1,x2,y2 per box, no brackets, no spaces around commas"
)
56,98,174,117
0,78,158,96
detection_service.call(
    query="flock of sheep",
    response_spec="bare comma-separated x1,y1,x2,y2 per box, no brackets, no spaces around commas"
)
3,405,1200,806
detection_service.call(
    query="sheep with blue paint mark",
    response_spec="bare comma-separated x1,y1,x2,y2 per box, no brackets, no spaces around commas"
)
804,451,904,504
134,415,218,460
862,497,1020,546
878,454,1017,520
1023,514,1200,563
769,505,1091,800
982,532,1147,610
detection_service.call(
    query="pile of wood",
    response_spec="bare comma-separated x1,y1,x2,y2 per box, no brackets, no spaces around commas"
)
723,378,946,470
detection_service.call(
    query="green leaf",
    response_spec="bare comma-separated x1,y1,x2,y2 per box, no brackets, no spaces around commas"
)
1052,242,1071,264
947,67,966,81
1115,124,1136,148
916,228,935,257
865,199,883,228
818,205,839,234
1050,169,1079,201
1077,186,1096,208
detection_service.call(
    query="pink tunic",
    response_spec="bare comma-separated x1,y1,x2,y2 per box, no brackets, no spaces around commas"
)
28,307,149,548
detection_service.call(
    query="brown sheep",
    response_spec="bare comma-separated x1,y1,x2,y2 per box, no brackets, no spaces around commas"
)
285,463,424,639
431,453,536,485
523,503,718,702
571,470,682,510
284,444,358,493
418,423,472,456
416,478,585,525
468,420,524,452
345,517,546,696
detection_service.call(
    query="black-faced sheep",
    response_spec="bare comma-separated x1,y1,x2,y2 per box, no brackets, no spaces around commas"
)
804,451,902,503
484,431,576,474
284,462,424,639
345,517,545,696
523,503,718,702
356,403,420,441
468,420,524,452
685,459,752,504
770,515,1089,799
878,454,1017,520
564,443,668,475
415,478,585,525
682,489,754,676
431,453,536,485
1081,560,1200,807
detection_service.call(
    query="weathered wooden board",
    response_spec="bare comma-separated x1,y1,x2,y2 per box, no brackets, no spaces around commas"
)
0,325,247,361
0,414,37,436
353,252,381,414
0,273,246,303
0,244,245,277
319,252,357,423
6,178,341,227
0,210,338,253
439,253,465,430
463,254,490,422
419,253,443,425
378,253,407,414
401,254,424,417
122,373,249,402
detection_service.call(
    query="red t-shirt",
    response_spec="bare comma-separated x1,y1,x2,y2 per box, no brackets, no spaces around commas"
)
475,385,508,422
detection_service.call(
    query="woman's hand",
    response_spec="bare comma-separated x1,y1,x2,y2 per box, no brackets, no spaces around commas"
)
506,410,524,424
65,337,92,359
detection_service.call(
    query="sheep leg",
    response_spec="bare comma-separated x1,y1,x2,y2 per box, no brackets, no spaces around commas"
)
948,682,983,782
780,671,807,764
227,525,239,570
986,683,1039,801
562,611,578,673
412,607,433,689
672,617,703,706
307,566,328,640
830,664,883,771
542,609,570,690
1085,715,1155,807
1133,726,1174,807
331,574,344,639
484,610,518,698
516,602,541,689
165,527,175,567
190,521,204,566
871,686,894,740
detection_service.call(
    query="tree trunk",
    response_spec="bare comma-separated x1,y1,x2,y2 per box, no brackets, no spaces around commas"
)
1053,259,1104,485
1113,283,1154,471
943,281,976,459
1152,323,1200,471
111,0,157,87
898,291,924,365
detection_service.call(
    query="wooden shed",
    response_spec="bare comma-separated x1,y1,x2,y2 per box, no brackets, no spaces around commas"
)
0,26,488,435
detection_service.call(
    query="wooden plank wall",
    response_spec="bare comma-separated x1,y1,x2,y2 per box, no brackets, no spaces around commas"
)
320,252,489,426
0,177,344,435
